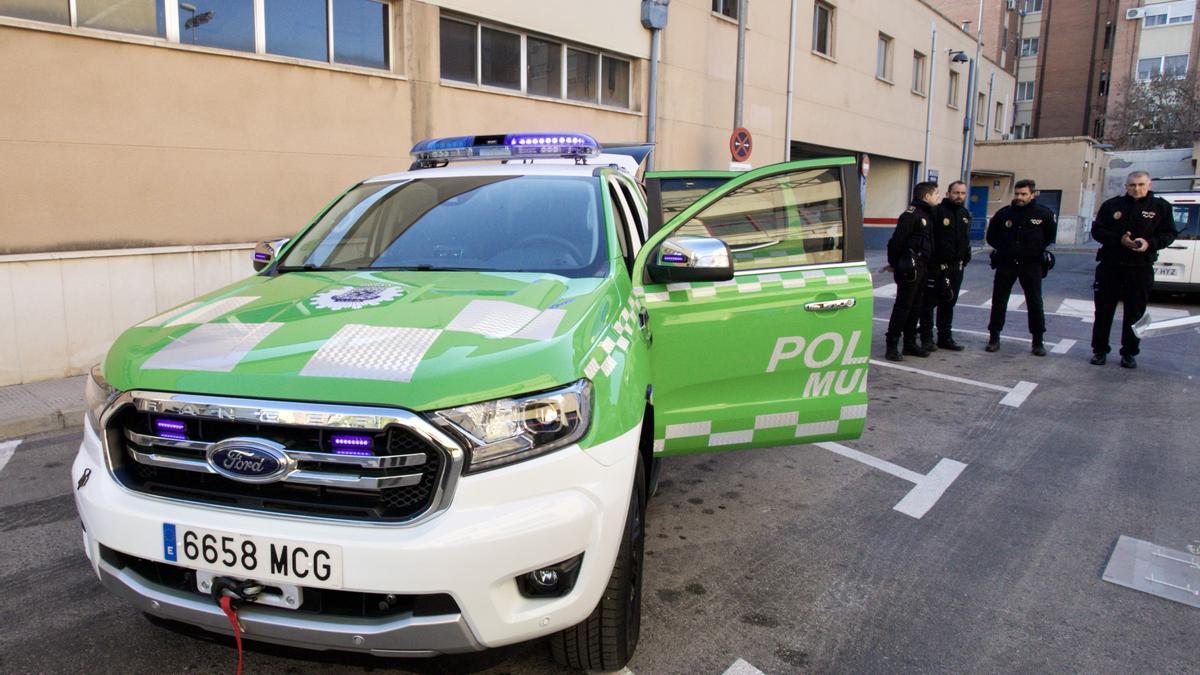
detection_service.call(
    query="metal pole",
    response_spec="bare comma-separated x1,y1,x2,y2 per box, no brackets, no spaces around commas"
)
961,57,975,182
963,0,984,183
647,28,661,171
984,71,995,141
733,0,747,130
922,23,937,179
1010,10,1025,135
784,0,797,161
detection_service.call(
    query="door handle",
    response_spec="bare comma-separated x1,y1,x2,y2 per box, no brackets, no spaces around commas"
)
804,298,856,312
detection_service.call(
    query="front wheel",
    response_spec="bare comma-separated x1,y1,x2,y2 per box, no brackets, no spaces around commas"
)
549,459,645,671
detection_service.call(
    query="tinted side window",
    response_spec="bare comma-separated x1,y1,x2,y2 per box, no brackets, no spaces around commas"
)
1171,204,1199,240
671,169,845,271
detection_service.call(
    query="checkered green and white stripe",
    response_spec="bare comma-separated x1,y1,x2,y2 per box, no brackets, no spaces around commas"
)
583,293,641,380
653,403,868,453
634,264,870,304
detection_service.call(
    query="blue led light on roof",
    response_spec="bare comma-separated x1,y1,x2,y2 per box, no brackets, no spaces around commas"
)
409,133,601,165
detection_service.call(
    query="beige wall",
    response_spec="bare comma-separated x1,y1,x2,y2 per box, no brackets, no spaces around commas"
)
973,137,1110,244
864,157,914,220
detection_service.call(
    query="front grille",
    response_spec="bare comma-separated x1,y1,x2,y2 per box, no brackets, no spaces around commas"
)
101,546,460,619
105,396,455,523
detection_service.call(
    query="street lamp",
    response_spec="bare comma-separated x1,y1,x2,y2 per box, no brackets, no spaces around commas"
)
949,49,975,183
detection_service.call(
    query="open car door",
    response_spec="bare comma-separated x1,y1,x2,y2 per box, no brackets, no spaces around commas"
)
644,170,740,236
634,158,872,457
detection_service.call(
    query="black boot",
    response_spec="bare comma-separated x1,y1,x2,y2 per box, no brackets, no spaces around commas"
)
920,336,939,353
885,338,903,362
1089,352,1107,365
985,332,1001,352
1031,339,1047,357
903,340,931,357
937,336,965,351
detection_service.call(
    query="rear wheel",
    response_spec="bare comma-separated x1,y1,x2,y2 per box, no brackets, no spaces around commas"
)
549,459,645,671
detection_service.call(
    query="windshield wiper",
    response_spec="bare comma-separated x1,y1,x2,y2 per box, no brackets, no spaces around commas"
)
275,264,351,273
369,264,476,272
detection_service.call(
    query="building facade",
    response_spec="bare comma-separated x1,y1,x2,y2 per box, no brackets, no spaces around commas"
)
0,0,1012,385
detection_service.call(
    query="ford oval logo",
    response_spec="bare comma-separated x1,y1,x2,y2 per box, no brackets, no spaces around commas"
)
206,437,294,484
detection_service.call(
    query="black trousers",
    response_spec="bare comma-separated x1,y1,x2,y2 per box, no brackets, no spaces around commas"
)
1091,262,1153,356
918,264,965,342
987,262,1045,338
887,262,927,344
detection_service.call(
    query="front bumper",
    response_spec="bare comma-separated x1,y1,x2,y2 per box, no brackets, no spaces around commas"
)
73,419,640,655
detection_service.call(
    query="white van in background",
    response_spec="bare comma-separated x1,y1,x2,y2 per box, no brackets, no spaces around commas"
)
1153,192,1200,293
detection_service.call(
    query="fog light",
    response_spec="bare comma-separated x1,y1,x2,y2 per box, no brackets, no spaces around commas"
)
516,554,584,598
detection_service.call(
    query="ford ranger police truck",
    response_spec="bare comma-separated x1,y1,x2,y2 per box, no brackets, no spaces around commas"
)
73,133,872,671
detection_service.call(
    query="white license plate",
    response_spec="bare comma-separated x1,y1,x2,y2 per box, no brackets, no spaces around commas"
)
163,523,343,588
1155,265,1179,277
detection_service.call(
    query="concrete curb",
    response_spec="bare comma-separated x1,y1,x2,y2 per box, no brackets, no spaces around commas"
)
0,375,86,441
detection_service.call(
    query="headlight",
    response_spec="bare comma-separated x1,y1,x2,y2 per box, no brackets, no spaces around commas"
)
85,364,122,429
432,380,592,474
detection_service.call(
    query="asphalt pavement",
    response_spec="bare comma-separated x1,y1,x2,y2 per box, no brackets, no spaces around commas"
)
0,250,1197,674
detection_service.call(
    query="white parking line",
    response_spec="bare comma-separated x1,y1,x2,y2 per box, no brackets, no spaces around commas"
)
873,283,897,298
722,658,767,675
869,318,1075,353
1050,338,1077,354
982,295,1025,311
869,359,1037,408
0,439,21,476
817,442,967,519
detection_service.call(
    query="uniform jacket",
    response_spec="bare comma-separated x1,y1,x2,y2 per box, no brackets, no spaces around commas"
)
932,198,973,267
1092,191,1178,266
887,200,935,271
986,199,1057,264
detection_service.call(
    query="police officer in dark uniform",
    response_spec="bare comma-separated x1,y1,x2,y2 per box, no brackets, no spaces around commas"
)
1089,170,1178,368
984,179,1057,355
885,181,938,361
918,180,973,352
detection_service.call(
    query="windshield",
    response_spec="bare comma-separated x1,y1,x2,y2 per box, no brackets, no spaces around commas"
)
279,175,608,277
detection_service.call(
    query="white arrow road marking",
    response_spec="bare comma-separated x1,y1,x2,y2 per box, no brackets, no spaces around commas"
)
1056,298,1095,323
1050,338,1077,354
1136,314,1200,338
722,658,767,675
817,442,967,519
981,295,1025,310
869,359,1037,408
0,440,21,476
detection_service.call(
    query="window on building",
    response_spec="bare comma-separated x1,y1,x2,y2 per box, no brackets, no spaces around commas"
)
995,102,1004,132
567,47,599,102
976,92,986,125
1014,123,1031,139
1103,23,1116,50
439,18,476,83
1023,0,1043,13
526,37,562,98
79,0,164,37
1094,117,1106,138
1098,70,1110,96
176,0,253,52
0,0,70,24
1020,37,1039,57
1138,55,1189,81
480,26,520,90
1169,13,1193,24
1016,80,1035,101
437,17,631,108
711,0,739,21
912,51,927,94
813,2,834,57
332,0,388,69
876,33,893,81
602,54,631,107
947,69,960,108
2,1,390,67
1144,13,1167,27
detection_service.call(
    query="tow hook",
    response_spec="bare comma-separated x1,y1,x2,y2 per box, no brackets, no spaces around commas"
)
210,576,263,675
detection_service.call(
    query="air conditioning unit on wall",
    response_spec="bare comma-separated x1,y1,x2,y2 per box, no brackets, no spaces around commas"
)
1006,0,1016,10
1125,7,1146,20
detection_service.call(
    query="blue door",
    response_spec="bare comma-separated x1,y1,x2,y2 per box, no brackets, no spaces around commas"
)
968,186,989,240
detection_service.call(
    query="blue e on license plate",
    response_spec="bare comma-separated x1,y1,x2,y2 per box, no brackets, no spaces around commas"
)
163,522,343,588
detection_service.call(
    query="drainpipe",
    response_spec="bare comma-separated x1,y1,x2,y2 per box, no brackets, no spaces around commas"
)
922,23,937,179
785,0,797,161
733,0,747,130
963,0,984,184
984,71,995,141
641,0,670,171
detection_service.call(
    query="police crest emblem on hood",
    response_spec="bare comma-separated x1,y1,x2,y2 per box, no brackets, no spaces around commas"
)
310,285,404,311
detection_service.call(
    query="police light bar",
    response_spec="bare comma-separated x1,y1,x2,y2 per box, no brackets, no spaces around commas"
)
409,133,601,163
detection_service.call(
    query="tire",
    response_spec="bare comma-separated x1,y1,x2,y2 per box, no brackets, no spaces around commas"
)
549,459,645,671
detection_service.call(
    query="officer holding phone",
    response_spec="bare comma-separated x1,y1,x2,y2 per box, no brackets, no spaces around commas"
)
884,182,938,361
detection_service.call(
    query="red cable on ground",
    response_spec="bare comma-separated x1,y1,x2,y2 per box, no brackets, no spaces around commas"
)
218,595,244,675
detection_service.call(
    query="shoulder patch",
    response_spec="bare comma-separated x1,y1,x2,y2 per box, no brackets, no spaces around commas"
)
906,206,916,213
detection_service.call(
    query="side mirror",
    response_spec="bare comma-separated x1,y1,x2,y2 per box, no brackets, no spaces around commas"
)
646,236,734,283
252,238,289,272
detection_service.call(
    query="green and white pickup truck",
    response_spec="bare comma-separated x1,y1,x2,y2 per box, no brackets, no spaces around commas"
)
74,133,872,670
